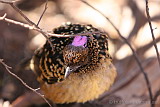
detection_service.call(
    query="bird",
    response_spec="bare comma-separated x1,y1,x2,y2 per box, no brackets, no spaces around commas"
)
30,22,117,104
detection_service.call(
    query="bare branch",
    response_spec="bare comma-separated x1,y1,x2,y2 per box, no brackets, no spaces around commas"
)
37,0,48,26
0,14,38,30
127,0,147,41
0,0,55,53
47,31,106,37
137,36,160,56
0,14,104,38
0,13,7,19
0,0,35,25
0,0,20,3
145,0,160,70
0,59,53,107
153,89,160,107
81,0,153,106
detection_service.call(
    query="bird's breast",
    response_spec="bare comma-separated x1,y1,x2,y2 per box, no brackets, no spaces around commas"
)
40,58,117,104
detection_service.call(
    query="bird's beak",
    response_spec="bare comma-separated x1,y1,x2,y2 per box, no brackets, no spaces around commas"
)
64,66,80,78
64,67,73,78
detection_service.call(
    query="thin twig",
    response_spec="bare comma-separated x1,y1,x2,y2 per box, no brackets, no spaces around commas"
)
0,0,55,52
137,36,160,56
153,89,160,107
37,0,48,26
0,14,105,38
127,0,147,41
0,59,53,107
81,0,153,106
47,31,106,37
0,0,63,54
9,3,36,26
0,0,36,25
145,0,160,69
0,14,38,31
0,0,20,3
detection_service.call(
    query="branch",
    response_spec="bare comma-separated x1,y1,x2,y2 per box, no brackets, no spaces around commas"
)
37,0,48,26
153,89,160,107
0,0,56,53
0,0,36,25
0,14,38,31
137,36,160,56
145,0,160,70
127,0,147,41
0,0,20,3
0,59,53,107
81,0,153,106
0,14,104,38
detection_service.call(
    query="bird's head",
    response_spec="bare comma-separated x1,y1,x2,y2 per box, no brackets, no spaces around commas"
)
63,35,90,78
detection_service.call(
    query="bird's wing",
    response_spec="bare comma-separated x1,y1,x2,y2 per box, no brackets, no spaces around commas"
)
31,37,72,84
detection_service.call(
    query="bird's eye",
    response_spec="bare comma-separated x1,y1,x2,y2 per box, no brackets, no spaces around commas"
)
84,43,87,48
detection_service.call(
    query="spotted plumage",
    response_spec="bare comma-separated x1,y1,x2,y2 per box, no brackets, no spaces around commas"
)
30,23,116,104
